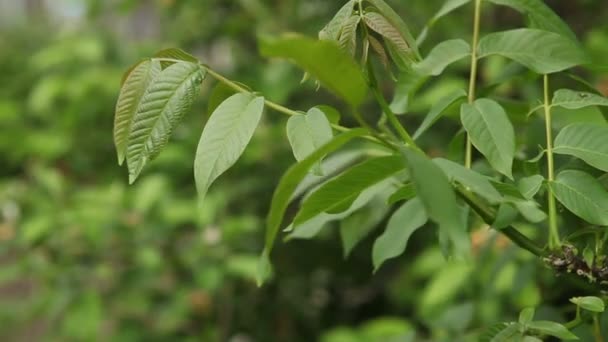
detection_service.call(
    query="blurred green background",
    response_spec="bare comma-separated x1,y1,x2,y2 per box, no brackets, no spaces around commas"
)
0,0,607,341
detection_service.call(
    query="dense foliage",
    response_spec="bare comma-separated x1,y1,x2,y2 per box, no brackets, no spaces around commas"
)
2,0,608,341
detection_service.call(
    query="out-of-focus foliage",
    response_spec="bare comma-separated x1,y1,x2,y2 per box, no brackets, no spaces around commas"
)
0,0,607,341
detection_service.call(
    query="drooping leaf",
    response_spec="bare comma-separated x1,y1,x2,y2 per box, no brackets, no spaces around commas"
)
368,35,390,69
363,12,410,58
260,129,367,284
194,93,265,201
434,158,503,204
460,98,515,179
259,34,367,107
552,89,608,110
126,61,204,183
414,89,467,139
286,108,333,175
526,321,579,340
340,196,390,258
372,198,428,271
517,175,545,199
338,15,360,57
413,39,471,76
293,155,406,226
477,28,588,74
319,0,356,41
485,0,577,42
365,0,420,58
554,123,608,172
402,148,470,257
550,170,608,225
569,296,605,313
114,59,161,165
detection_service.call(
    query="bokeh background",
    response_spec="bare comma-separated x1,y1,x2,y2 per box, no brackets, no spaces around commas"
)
0,0,607,341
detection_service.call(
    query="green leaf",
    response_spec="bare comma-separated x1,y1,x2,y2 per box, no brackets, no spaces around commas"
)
485,0,577,42
434,158,503,204
319,0,356,41
477,28,588,74
554,123,608,172
526,321,578,340
363,12,410,58
315,105,341,125
413,39,471,76
387,183,416,204
340,197,390,258
338,15,360,57
570,296,605,313
414,89,467,139
372,198,428,271
518,307,535,325
365,0,420,59
417,0,470,45
479,323,518,342
293,155,406,226
390,68,427,114
259,34,367,107
550,170,608,225
260,129,367,284
207,82,238,116
154,47,199,68
126,61,204,183
402,148,470,257
491,181,547,223
194,93,265,201
460,99,515,179
114,59,161,165
286,108,333,175
518,175,545,199
552,89,608,110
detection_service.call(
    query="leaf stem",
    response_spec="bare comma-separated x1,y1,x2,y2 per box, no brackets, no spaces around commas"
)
203,66,392,148
465,0,482,169
543,74,560,249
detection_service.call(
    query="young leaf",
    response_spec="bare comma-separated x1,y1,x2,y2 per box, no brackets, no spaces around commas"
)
517,175,544,200
319,0,356,41
413,39,471,76
286,108,333,174
477,28,588,74
526,321,578,340
293,155,406,226
402,148,470,258
417,0,470,45
460,99,515,179
261,128,367,282
550,170,608,225
552,89,608,110
518,307,535,325
114,59,161,165
258,34,367,107
414,89,467,139
372,198,428,271
367,35,390,69
479,323,520,342
338,15,360,57
154,47,199,68
365,0,420,59
570,296,605,313
363,12,410,58
315,105,341,125
126,61,204,183
554,123,608,172
194,93,265,201
340,197,390,258
485,0,578,42
434,158,503,204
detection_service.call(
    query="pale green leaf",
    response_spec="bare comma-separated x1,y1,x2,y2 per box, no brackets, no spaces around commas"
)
552,89,608,110
527,321,578,340
417,0,470,45
286,108,333,175
413,39,471,76
194,93,264,201
550,170,608,225
126,61,204,183
477,28,588,74
338,15,360,56
518,175,545,199
372,198,428,271
460,98,515,179
207,82,237,116
402,148,470,257
434,158,503,204
114,59,161,165
259,34,367,107
260,129,367,284
554,123,608,172
154,47,199,68
414,89,467,139
340,196,390,258
570,296,605,313
387,183,416,204
518,307,535,325
319,0,356,41
315,105,341,125
293,155,406,226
